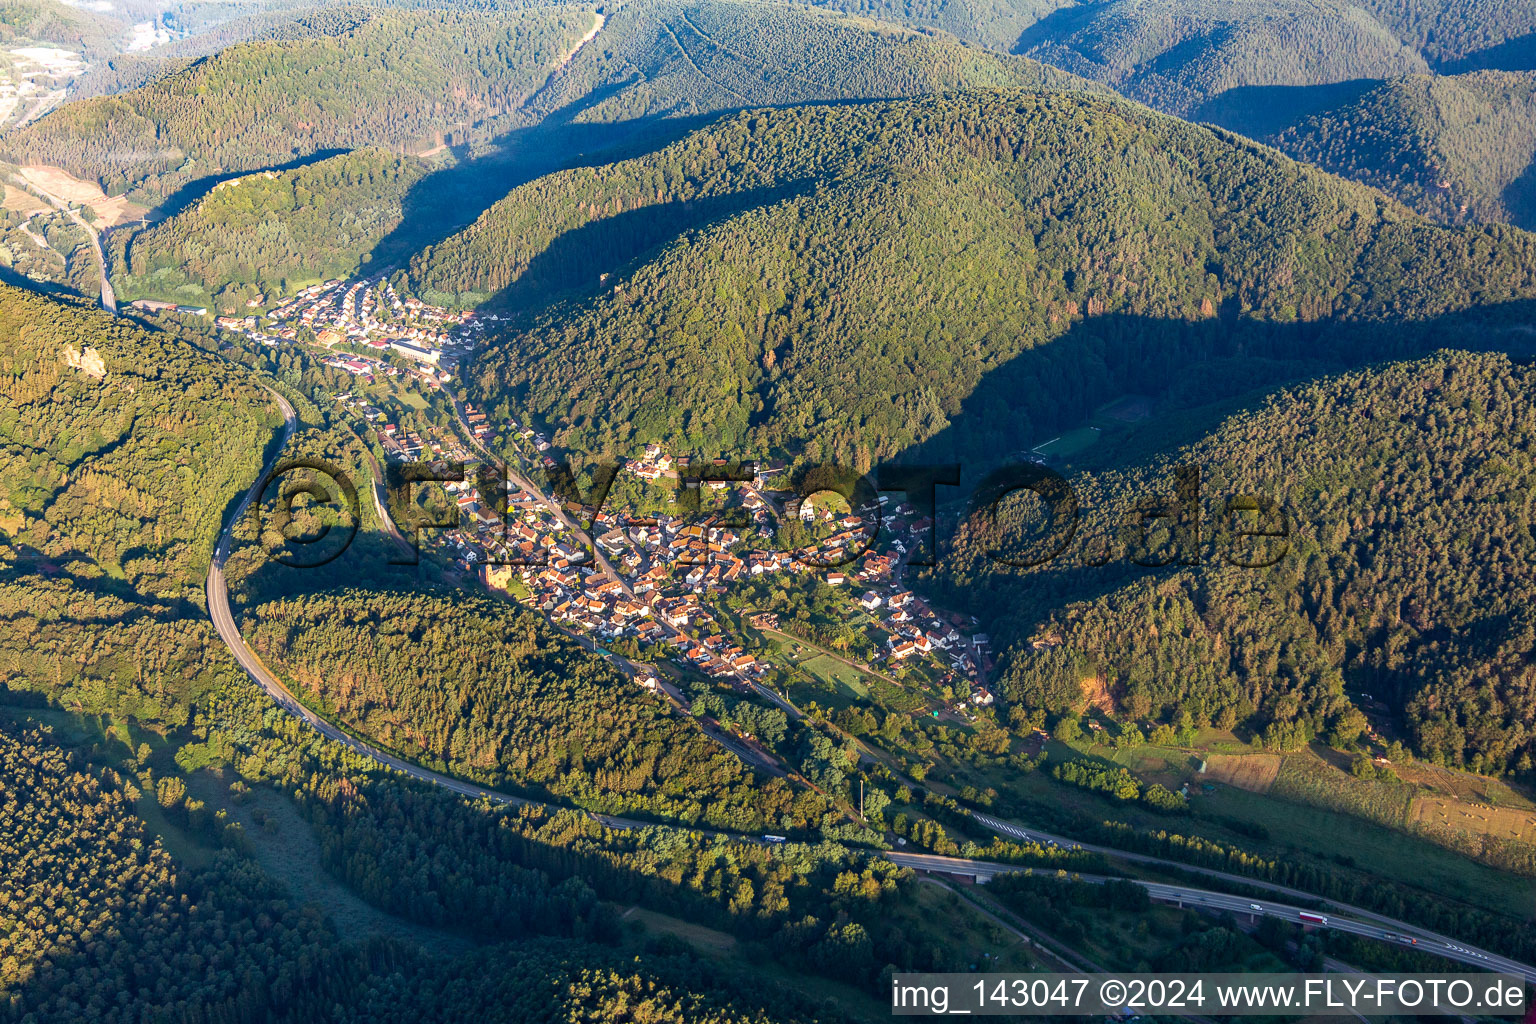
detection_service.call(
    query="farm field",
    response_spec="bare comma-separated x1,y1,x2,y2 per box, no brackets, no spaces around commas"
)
948,729,1536,918
19,164,147,226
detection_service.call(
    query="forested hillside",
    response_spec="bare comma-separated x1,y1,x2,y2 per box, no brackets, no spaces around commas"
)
0,0,1087,215
1274,71,1536,230
1011,0,1428,118
0,0,118,56
25,0,1103,310
799,0,1064,52
934,350,1536,773
524,0,1093,127
243,587,826,831
1354,0,1536,70
1,7,594,202
0,722,343,1022
430,91,1536,466
0,720,851,1023
0,281,279,736
0,282,273,598
800,0,1536,74
116,149,428,308
0,280,938,1020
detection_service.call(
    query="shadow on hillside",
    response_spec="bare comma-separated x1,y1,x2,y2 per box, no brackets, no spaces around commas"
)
1009,5,1100,56
0,263,78,300
883,297,1536,664
1190,78,1381,138
1503,160,1536,232
886,297,1536,536
1444,31,1536,74
479,179,818,315
365,113,729,278
375,89,996,292
237,528,426,607
153,148,349,220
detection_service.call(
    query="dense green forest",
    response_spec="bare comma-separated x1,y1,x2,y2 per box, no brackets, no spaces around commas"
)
11,0,1113,314
5,0,1094,218
933,350,1536,773
1012,0,1429,118
432,91,1536,466
0,281,273,599
99,0,1098,308
7,4,1536,1009
800,0,1536,73
0,279,284,735
0,0,118,57
117,149,428,306
0,721,342,1022
785,0,1536,166
1274,70,1536,230
800,0,1066,53
242,587,831,831
522,0,1094,128
1353,0,1536,70
0,720,860,1023
1,7,593,201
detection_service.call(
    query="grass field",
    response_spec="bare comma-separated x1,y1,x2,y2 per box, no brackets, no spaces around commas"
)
767,633,934,719
1075,734,1536,911
1396,760,1536,810
1203,753,1283,791
0,183,47,215
1271,754,1414,829
1409,794,1536,848
195,773,476,954
800,653,871,696
1103,742,1198,785
1033,426,1101,460
388,385,428,411
624,906,739,957
1197,782,1536,915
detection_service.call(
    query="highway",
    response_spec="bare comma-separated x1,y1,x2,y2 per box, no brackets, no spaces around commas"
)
884,850,1536,984
970,809,1536,967
210,392,1536,982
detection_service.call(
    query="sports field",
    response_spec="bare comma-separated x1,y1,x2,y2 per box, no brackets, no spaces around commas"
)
1033,426,1101,459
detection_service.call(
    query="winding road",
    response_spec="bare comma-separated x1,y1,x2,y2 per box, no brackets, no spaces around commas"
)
206,389,530,805
207,391,1536,981
205,389,757,828
11,174,115,312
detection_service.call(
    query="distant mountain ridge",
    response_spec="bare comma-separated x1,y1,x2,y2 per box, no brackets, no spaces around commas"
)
1,6,595,202
1273,70,1536,230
